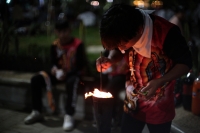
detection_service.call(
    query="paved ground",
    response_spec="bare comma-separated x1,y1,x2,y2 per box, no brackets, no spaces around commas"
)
1,102,200,133
172,106,200,133
0,107,97,133
0,68,200,133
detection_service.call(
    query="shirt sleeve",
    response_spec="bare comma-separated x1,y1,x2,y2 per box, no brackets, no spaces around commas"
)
163,25,193,69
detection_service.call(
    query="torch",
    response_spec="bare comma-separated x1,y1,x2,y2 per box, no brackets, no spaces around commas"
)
85,52,114,133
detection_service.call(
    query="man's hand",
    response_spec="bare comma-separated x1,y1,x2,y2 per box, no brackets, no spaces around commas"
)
126,85,137,99
141,64,190,100
55,69,65,81
96,56,112,72
51,66,57,76
140,78,164,100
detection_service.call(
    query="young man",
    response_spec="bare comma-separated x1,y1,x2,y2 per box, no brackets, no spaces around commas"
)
96,4,192,133
24,19,87,131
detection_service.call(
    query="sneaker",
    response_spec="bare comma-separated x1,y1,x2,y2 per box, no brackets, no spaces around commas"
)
24,110,44,124
92,121,97,127
63,114,74,131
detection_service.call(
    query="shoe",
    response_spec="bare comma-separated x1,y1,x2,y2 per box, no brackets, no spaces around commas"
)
92,120,97,127
63,114,74,131
24,110,44,124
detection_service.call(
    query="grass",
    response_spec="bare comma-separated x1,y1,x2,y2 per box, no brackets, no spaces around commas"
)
72,25,101,46
8,26,102,62
0,26,102,72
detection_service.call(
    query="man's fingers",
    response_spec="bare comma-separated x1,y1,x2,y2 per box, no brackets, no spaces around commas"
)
139,86,152,100
140,86,148,93
96,57,111,72
96,63,108,72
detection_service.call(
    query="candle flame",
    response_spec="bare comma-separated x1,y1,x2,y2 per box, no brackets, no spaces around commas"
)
85,88,113,99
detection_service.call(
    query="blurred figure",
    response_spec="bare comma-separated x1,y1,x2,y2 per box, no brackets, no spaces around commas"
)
169,6,184,32
77,10,96,27
190,3,200,74
192,2,200,39
24,19,88,132
153,6,174,21
169,5,189,40
169,5,191,107
12,0,24,27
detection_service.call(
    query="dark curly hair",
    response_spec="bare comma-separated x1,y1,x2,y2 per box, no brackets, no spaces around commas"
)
100,4,144,50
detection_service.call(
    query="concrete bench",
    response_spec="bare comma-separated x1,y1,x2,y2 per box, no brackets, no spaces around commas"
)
0,70,95,120
0,71,33,110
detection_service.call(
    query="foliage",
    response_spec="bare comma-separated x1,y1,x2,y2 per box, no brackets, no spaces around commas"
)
0,26,102,73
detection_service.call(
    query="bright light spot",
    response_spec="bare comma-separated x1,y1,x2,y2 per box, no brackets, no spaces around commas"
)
6,0,11,4
151,0,163,9
39,0,45,6
133,0,144,8
107,0,113,2
91,1,99,6
85,88,113,99
187,73,191,77
58,13,65,20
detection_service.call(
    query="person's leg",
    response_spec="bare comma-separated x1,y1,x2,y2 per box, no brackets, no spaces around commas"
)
31,74,46,112
24,74,46,124
147,121,172,133
65,75,80,115
40,71,57,112
63,75,80,131
121,112,145,133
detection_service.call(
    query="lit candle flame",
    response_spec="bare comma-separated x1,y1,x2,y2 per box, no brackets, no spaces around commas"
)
85,88,113,99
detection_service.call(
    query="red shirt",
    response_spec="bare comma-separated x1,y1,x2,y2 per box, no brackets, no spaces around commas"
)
124,15,181,124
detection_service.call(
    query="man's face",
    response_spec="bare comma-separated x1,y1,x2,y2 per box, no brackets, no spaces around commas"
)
118,32,142,51
118,27,143,51
55,28,71,41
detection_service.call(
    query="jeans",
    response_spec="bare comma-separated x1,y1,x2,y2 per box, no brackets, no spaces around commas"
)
31,72,79,116
121,112,172,133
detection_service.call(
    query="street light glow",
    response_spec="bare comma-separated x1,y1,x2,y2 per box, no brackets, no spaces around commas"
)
107,0,113,2
91,1,99,6
133,0,144,8
6,0,11,4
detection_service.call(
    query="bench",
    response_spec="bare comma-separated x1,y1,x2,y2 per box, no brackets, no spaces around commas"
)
0,70,95,120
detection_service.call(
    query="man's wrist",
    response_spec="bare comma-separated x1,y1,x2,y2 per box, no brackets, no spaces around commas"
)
157,77,168,87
